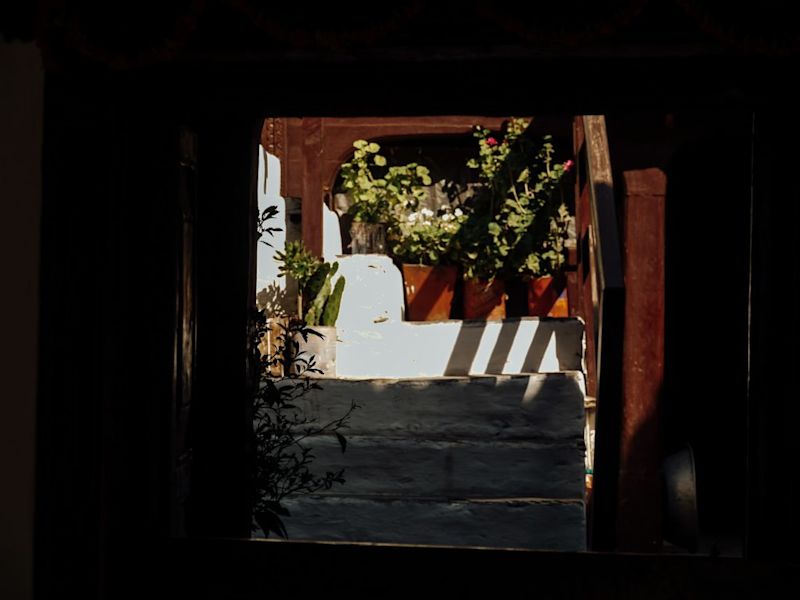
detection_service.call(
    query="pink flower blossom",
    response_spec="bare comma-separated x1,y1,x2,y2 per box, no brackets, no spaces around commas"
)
486,137,498,147
563,159,574,172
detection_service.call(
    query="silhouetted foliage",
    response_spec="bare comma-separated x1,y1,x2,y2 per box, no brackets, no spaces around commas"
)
250,205,356,538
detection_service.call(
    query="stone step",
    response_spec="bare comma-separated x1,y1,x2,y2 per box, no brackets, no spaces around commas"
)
277,495,586,551
272,374,587,551
304,435,584,499
333,317,584,378
299,372,586,441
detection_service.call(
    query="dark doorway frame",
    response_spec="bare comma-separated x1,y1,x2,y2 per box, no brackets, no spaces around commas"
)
35,50,799,598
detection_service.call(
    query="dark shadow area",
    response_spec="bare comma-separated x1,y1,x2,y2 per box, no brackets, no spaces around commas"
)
442,317,581,376
747,112,800,558
149,537,793,598
614,383,665,553
661,114,751,557
606,111,752,557
256,281,289,315
337,211,354,254
504,278,529,317
443,321,486,376
521,320,557,372
485,319,521,373
553,320,585,372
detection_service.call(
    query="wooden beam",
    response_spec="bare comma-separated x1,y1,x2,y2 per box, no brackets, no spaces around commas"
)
617,168,666,551
302,118,323,256
318,117,509,185
579,116,626,553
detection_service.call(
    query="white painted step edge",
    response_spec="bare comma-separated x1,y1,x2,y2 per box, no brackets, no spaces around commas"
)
333,317,585,378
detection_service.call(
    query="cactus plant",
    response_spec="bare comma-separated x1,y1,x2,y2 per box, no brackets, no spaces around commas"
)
275,241,346,327
304,261,331,306
304,262,345,327
320,276,345,327
305,263,333,326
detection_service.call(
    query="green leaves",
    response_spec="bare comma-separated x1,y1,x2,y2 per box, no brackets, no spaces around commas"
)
320,276,345,327
387,205,465,266
251,318,358,539
459,117,572,280
305,262,345,328
341,140,433,225
275,240,321,290
274,245,346,326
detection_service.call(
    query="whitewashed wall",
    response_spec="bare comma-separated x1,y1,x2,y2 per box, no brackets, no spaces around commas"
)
255,149,400,327
255,147,288,313
256,148,344,314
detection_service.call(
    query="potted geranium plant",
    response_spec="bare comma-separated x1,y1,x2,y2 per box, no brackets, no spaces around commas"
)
455,208,510,320
503,141,572,316
339,139,432,254
455,118,530,319
457,118,572,319
389,204,465,321
274,240,346,376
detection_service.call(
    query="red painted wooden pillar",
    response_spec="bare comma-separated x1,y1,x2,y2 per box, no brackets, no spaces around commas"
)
302,118,324,256
617,168,666,551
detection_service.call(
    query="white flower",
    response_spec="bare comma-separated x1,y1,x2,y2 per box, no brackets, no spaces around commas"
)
408,212,418,223
421,208,434,217
454,208,463,217
441,213,453,222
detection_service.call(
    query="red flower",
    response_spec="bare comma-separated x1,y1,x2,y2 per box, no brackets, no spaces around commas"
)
486,137,498,147
564,159,574,172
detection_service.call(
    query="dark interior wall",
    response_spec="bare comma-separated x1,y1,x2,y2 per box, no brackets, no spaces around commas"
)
35,78,190,598
607,111,752,552
748,111,800,558
0,40,42,600
189,117,260,540
663,115,751,548
35,71,262,596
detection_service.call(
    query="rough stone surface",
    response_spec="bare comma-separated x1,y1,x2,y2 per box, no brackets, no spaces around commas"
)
277,373,588,550
304,435,585,498
277,496,586,551
300,373,586,441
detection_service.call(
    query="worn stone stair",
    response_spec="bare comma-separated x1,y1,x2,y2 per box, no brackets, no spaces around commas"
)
273,361,588,551
284,495,585,551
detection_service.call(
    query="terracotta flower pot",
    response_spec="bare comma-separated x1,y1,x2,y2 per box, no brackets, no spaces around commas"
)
527,274,567,317
402,264,457,321
463,278,506,320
